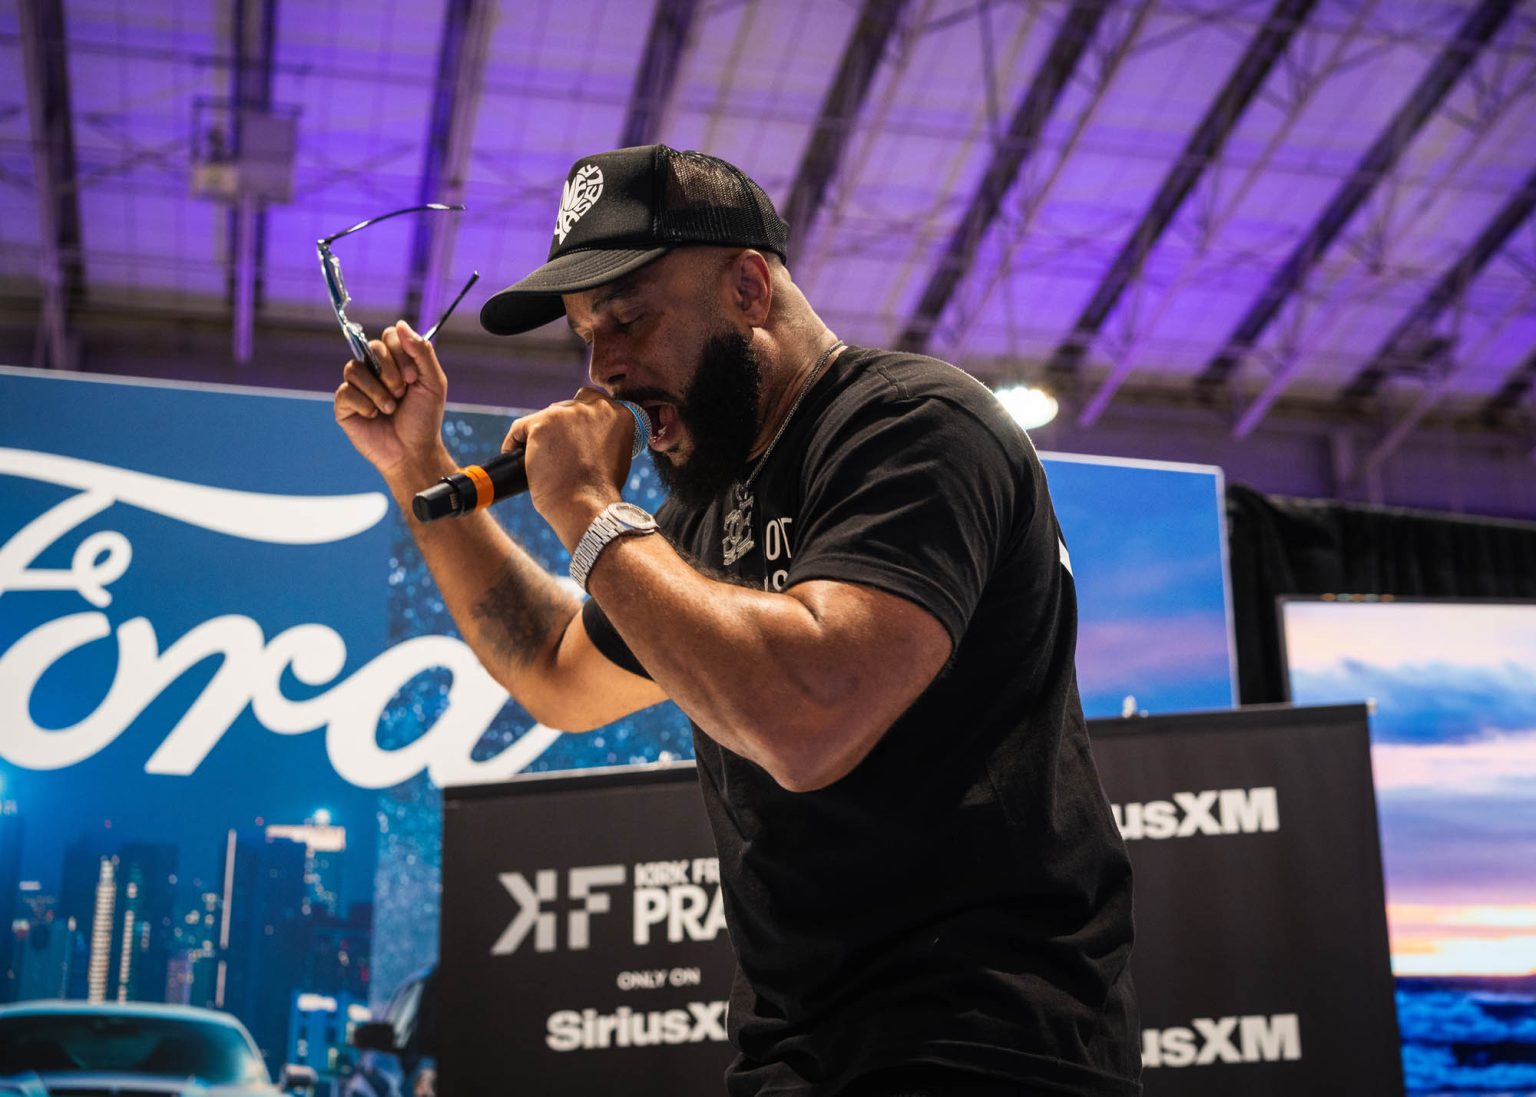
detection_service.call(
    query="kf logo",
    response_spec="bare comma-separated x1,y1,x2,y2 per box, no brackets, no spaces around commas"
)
492,864,627,954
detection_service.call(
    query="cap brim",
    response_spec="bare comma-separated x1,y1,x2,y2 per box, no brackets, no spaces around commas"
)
478,245,672,336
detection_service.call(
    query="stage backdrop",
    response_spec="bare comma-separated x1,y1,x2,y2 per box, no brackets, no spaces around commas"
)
0,365,1233,1080
439,704,1403,1096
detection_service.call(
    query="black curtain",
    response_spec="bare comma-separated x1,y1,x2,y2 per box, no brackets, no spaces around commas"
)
1226,483,1536,703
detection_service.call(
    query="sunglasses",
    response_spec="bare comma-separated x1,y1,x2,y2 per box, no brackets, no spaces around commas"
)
317,204,480,377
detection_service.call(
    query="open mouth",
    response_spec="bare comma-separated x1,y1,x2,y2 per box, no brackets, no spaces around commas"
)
643,403,679,450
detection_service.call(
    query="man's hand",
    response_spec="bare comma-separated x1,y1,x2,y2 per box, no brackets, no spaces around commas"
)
333,320,451,481
326,321,666,733
501,388,640,547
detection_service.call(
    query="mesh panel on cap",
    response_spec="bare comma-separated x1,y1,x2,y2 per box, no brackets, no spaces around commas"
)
655,148,790,259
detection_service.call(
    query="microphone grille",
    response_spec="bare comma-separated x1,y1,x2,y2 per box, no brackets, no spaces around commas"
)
618,400,652,458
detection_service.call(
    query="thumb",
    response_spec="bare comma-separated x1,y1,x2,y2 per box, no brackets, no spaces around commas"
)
394,320,448,391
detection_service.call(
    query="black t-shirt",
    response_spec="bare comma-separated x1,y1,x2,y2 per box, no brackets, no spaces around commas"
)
583,347,1139,1096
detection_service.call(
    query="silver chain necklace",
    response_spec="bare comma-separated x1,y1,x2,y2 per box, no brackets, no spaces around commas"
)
721,338,844,566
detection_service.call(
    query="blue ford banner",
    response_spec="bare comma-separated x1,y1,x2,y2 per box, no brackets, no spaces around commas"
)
0,366,1234,1083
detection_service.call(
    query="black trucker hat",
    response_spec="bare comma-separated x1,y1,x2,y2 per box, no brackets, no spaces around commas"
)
479,144,790,336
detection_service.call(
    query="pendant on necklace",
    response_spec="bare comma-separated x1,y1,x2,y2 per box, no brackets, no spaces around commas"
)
721,482,756,566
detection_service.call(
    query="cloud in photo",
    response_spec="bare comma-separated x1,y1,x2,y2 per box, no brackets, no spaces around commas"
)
1283,601,1536,673
1376,790,1536,906
1373,728,1536,793
1077,613,1231,682
1291,659,1536,744
1390,930,1536,978
1388,903,1536,977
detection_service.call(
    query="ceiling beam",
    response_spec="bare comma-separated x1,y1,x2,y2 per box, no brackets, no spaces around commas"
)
1068,0,1377,432
895,0,1111,354
17,0,83,371
782,0,910,257
1193,0,1516,391
1045,0,1316,393
1229,59,1536,440
227,0,277,365
619,0,699,147
1482,346,1536,421
1355,277,1536,482
938,0,1155,367
1340,163,1536,404
404,0,493,332
793,0,1035,290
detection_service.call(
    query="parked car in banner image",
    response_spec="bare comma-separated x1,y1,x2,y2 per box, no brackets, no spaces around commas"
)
345,965,438,1097
0,1000,318,1094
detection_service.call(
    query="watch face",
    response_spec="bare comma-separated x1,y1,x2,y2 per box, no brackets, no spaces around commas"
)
611,501,656,529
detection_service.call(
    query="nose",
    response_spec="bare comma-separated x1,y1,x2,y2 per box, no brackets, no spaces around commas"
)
587,341,627,392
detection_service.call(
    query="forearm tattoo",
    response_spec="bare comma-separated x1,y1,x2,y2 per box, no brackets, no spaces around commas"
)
472,561,573,667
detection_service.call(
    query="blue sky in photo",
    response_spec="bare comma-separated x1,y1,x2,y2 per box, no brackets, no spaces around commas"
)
1044,454,1234,716
1292,658,1536,745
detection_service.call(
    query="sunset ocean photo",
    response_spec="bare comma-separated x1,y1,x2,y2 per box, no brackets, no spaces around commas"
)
1284,599,1536,1095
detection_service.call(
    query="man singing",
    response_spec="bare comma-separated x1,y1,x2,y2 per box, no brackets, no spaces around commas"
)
334,145,1139,1096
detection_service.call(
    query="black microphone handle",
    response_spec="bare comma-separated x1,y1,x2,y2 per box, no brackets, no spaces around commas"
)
411,400,652,523
411,450,527,523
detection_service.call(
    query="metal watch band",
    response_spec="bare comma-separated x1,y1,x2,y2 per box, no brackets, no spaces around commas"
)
569,502,658,591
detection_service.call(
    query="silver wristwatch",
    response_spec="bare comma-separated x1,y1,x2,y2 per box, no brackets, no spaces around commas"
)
569,501,659,591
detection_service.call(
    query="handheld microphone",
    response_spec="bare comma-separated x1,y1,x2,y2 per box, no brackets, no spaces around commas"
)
412,400,653,523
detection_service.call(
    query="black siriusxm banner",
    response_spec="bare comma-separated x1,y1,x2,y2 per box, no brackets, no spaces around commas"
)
442,705,1402,1095
1092,702,1403,1096
440,764,735,1094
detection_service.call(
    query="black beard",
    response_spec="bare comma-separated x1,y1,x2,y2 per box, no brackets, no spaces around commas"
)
650,331,762,507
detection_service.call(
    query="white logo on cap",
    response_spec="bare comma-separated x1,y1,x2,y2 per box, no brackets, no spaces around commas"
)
554,164,604,246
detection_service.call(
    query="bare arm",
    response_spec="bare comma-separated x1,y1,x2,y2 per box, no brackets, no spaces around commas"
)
340,325,948,784
502,389,953,792
333,321,666,730
383,461,665,730
585,534,953,792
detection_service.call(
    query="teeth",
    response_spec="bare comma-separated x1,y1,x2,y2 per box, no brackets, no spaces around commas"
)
650,405,673,441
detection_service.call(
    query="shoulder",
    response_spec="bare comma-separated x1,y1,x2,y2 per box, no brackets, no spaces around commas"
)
810,346,1037,467
834,346,999,403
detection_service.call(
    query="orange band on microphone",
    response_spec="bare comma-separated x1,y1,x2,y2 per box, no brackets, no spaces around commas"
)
463,464,495,510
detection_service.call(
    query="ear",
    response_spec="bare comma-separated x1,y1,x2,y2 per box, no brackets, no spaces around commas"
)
727,250,773,328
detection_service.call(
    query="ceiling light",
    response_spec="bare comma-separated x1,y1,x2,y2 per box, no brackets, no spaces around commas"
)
992,382,1059,430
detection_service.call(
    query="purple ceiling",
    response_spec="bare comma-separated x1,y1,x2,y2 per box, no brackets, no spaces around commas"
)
2,0,1534,441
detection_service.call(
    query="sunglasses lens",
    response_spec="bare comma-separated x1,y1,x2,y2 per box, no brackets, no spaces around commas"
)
346,323,382,379
326,259,349,306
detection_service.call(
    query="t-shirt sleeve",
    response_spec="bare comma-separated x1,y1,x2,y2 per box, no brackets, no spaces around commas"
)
788,393,1028,646
581,596,653,680
579,494,688,679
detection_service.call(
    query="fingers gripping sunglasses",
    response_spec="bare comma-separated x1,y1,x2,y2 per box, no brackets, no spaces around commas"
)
317,203,479,377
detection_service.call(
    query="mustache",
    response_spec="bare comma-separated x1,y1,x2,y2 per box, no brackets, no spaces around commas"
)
610,385,682,408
